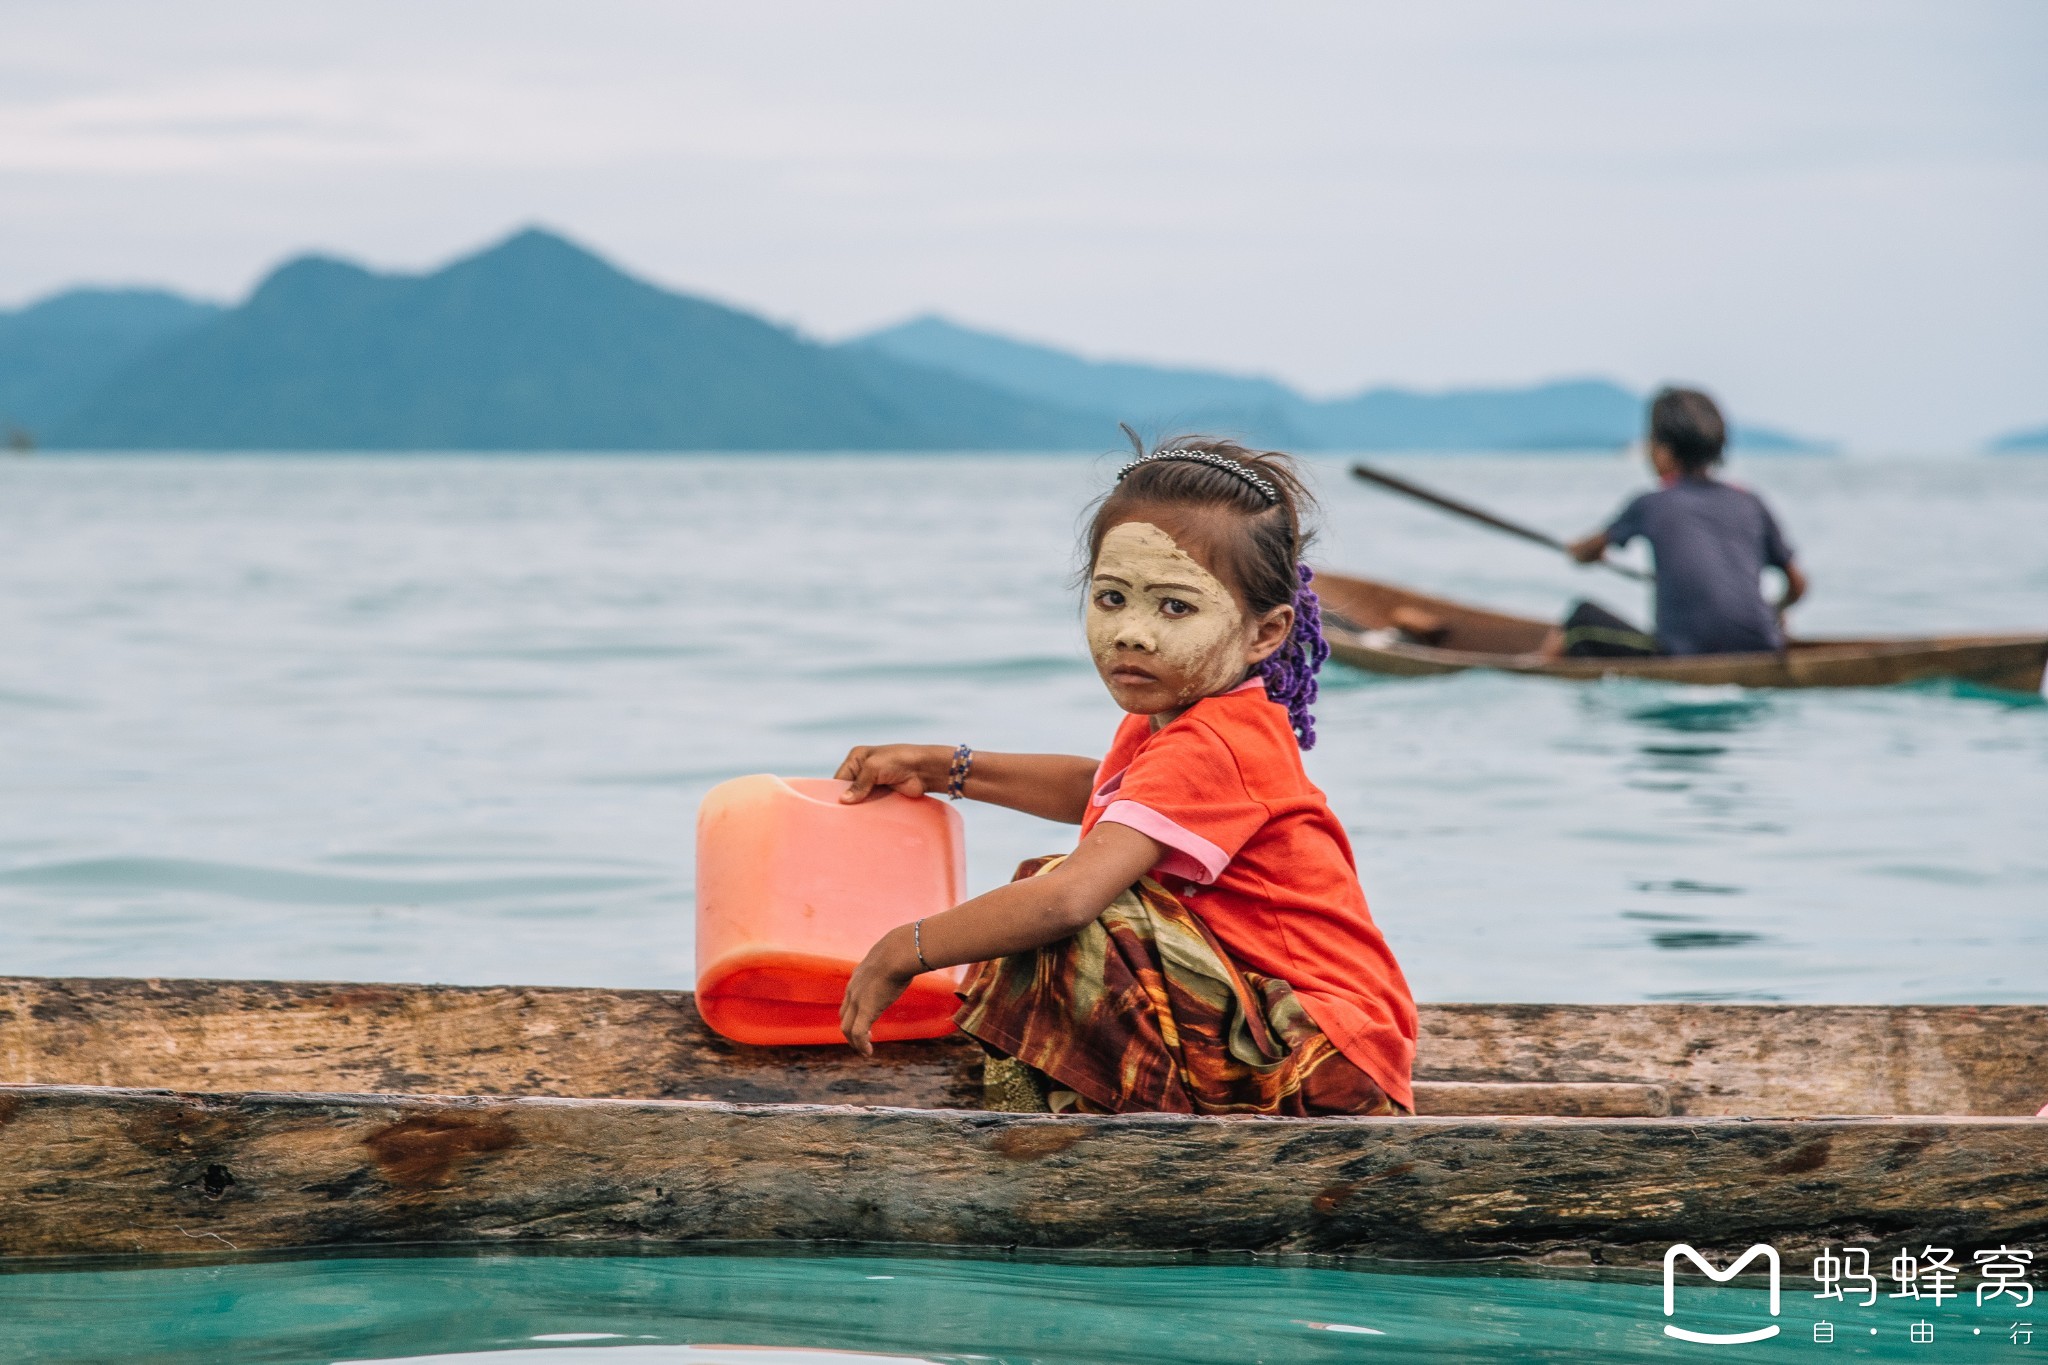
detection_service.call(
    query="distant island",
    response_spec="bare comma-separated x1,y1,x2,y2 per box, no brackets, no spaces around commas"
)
0,227,1831,453
1990,425,2048,453
0,288,224,443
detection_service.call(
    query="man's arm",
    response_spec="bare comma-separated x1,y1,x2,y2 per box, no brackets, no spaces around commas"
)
1567,531,1610,564
1777,560,1808,618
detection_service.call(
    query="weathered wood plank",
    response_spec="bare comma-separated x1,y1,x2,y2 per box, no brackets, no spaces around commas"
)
1413,1082,1670,1118
0,977,980,1109
1419,1003,2048,1117
0,1084,2041,1267
1,979,2040,1117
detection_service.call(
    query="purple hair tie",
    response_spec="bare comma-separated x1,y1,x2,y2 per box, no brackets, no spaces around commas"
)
1256,562,1330,749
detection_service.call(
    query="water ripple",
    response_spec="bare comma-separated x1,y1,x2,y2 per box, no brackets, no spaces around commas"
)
0,857,665,905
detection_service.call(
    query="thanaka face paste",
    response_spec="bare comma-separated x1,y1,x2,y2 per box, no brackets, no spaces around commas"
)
1088,521,1250,711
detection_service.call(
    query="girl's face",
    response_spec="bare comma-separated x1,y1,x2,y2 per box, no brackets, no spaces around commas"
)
1087,517,1287,718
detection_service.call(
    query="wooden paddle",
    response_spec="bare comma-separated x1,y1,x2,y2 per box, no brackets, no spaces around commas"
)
1349,461,1654,583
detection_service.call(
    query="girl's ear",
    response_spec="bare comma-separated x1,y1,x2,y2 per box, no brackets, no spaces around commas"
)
1244,603,1295,666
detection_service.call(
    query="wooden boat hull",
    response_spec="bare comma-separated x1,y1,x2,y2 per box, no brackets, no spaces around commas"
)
1314,572,2048,692
4,1083,2043,1268
1,977,2043,1267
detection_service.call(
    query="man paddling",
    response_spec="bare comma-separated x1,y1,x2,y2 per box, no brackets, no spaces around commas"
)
1551,387,1807,657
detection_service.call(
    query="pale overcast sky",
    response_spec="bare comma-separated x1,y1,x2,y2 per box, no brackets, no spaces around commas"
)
3,1,2042,449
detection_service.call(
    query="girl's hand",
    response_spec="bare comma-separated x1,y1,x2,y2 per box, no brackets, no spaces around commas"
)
839,924,919,1056
836,822,1165,1058
834,744,949,803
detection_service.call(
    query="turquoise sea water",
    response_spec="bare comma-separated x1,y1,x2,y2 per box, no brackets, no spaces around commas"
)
0,1248,2017,1364
0,453,2043,1361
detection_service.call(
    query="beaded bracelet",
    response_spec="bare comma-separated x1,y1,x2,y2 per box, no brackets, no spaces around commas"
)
946,743,974,800
913,918,934,972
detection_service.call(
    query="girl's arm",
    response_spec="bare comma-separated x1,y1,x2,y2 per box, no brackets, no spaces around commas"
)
838,820,1162,1055
835,744,1099,824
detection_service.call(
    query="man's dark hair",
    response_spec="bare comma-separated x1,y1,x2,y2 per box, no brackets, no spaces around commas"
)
1649,387,1727,472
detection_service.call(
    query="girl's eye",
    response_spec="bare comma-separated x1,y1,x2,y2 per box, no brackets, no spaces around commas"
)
1094,589,1126,610
1160,598,1195,618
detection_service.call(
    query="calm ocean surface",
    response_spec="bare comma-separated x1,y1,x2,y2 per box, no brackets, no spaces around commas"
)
2,452,2043,1363
1,452,2043,1002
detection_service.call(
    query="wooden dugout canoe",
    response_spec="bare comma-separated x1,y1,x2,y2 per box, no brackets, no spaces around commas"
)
0,976,2042,1269
1314,571,2048,692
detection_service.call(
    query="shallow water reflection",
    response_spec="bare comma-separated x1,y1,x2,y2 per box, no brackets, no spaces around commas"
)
1623,696,1774,734
0,1249,2006,1365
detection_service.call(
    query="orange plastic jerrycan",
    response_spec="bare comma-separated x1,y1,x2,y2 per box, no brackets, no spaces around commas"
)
695,775,967,1046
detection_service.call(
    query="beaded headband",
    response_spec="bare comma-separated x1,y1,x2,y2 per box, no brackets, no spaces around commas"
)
1115,449,1280,506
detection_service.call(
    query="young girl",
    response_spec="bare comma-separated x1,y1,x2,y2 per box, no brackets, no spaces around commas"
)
833,438,1416,1117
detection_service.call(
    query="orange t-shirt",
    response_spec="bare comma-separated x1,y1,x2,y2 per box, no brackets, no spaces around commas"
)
1081,679,1417,1109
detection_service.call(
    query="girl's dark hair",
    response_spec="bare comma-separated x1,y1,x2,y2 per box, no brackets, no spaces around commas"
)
1085,428,1331,749
1649,386,1727,472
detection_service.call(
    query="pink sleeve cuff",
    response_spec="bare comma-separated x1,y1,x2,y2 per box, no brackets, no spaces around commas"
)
1098,800,1230,885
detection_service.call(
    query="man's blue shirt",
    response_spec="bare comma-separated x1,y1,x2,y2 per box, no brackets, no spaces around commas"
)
1606,478,1795,656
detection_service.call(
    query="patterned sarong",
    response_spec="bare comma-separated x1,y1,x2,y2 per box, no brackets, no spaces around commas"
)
954,856,1404,1117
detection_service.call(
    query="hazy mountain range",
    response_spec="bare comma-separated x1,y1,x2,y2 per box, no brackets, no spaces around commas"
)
850,317,1819,453
1990,426,2048,452
2,225,2002,454
0,288,225,438
5,231,1096,452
